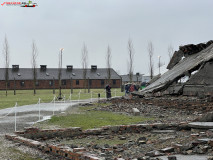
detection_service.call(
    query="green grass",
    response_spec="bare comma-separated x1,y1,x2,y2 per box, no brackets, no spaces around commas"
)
0,88,123,109
47,109,153,130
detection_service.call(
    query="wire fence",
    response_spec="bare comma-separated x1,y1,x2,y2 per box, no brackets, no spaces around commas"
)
0,89,122,132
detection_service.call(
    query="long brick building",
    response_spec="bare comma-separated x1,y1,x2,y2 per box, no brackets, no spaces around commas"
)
0,65,122,90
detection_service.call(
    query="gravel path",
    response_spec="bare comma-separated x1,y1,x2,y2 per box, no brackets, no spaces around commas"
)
0,100,88,159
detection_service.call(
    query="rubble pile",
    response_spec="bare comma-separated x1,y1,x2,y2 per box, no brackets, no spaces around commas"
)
137,40,213,97
44,128,213,160
97,97,213,123
5,96,213,159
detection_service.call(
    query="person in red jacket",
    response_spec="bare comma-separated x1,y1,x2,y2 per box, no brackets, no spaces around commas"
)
129,84,135,92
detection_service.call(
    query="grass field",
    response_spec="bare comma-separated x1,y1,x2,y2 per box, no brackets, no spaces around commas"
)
39,105,153,130
0,88,123,109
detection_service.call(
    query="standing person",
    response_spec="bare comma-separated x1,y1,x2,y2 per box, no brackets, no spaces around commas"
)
125,84,130,96
105,84,111,99
129,83,135,92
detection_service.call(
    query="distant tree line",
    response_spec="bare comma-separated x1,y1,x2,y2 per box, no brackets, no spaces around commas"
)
1,35,175,96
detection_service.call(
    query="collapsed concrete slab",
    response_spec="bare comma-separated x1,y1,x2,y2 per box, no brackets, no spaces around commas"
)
136,41,213,97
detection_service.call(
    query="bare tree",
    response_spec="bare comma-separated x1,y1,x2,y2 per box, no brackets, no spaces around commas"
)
157,56,164,74
106,45,112,83
127,38,134,82
81,43,88,93
58,48,64,99
31,40,38,95
147,41,154,79
3,36,9,96
168,44,174,60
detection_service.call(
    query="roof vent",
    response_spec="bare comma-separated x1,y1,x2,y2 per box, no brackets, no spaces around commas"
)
17,73,21,76
67,65,73,71
72,73,76,76
46,73,49,76
97,73,100,76
40,65,47,71
91,65,97,70
12,65,19,71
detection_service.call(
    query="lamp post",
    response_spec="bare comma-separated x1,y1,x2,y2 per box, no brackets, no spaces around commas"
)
158,56,161,74
58,48,64,99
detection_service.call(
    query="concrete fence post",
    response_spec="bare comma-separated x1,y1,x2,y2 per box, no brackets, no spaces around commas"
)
14,102,17,132
53,96,55,115
78,91,81,104
38,98,41,121
90,91,92,102
70,93,72,106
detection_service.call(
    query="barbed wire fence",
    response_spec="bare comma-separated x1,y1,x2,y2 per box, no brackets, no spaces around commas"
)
0,89,122,132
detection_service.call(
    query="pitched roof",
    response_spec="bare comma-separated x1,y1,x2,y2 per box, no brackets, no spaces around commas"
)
0,68,121,80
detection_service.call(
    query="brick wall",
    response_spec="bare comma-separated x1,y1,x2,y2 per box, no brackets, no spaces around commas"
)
6,123,188,160
0,79,121,90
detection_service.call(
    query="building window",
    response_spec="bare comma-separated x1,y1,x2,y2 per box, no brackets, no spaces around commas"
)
35,81,39,86
7,82,10,87
76,80,79,85
101,80,105,86
113,80,116,85
62,80,66,85
49,80,53,86
20,81,25,87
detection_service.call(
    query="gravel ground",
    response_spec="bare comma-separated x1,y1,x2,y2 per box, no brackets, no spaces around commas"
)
0,110,61,159
0,101,84,159
0,135,58,160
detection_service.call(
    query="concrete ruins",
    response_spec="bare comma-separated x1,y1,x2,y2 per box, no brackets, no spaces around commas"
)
138,40,213,97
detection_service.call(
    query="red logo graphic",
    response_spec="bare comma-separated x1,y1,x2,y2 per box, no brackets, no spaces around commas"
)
1,1,38,7
1,2,6,6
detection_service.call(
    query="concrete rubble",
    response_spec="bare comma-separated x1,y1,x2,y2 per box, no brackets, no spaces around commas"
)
5,97,213,160
134,40,213,97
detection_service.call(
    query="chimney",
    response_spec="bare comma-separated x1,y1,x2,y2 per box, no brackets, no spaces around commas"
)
67,65,73,71
91,65,97,71
12,65,19,71
40,65,47,71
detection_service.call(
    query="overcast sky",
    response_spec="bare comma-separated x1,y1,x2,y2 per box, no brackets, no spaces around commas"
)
0,0,213,75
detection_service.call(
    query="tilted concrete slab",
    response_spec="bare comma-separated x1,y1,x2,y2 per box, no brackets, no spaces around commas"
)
188,122,213,129
139,44,213,94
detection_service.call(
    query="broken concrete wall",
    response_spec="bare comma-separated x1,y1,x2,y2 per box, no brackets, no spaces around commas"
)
163,84,183,95
185,61,213,85
167,50,184,70
182,61,213,96
167,40,213,70
139,43,213,96
183,85,213,96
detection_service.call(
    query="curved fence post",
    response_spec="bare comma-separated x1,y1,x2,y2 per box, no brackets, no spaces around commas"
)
53,96,55,115
70,93,72,106
78,90,81,104
38,98,41,121
90,91,93,103
14,102,17,132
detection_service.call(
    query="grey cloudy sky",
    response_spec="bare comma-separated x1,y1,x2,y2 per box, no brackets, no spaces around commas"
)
0,0,213,75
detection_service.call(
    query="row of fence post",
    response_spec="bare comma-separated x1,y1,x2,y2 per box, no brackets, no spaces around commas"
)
12,89,119,132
